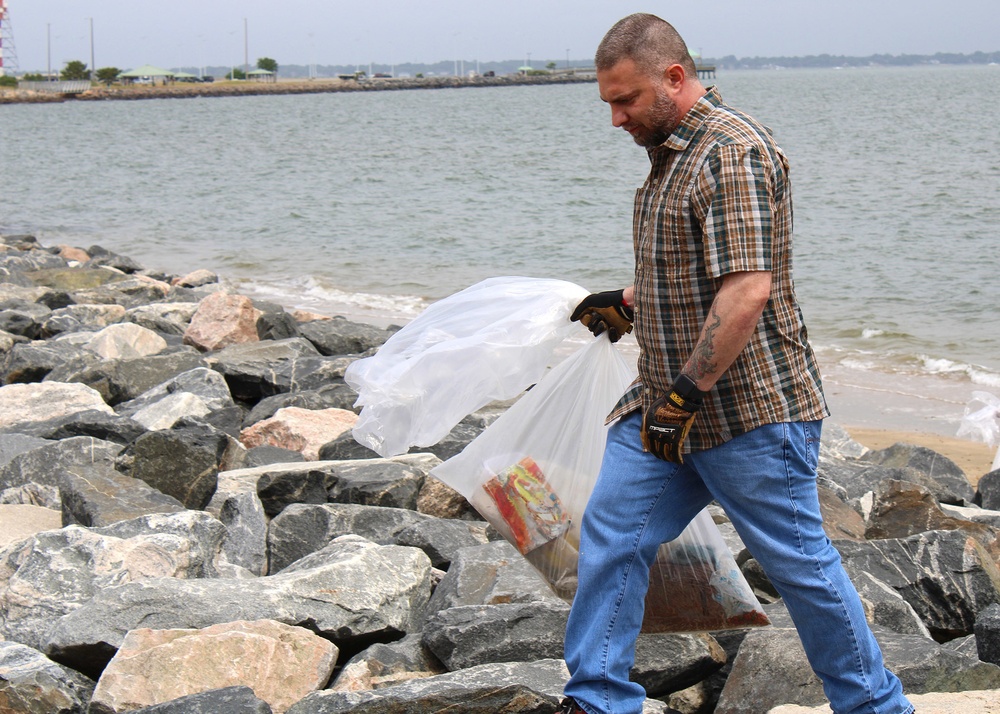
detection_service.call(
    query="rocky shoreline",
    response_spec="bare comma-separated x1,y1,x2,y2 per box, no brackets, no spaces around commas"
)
0,232,998,713
0,74,596,105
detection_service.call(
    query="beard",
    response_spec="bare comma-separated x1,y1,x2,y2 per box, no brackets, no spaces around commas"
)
629,89,681,148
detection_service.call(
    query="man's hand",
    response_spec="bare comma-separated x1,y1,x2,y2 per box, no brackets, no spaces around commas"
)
641,376,704,463
570,289,634,343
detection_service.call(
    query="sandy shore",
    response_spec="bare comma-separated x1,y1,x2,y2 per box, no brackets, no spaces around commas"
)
846,426,996,486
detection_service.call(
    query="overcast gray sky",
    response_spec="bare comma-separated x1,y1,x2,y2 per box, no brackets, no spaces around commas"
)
6,0,998,73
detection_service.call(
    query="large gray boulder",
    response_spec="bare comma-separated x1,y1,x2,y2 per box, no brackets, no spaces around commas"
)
60,461,187,527
859,442,976,505
44,536,433,678
129,686,273,714
201,337,321,403
329,633,446,692
49,348,206,405
0,435,122,493
296,316,394,356
0,511,226,650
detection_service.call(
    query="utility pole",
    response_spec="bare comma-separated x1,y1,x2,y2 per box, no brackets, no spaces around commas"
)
46,22,51,80
243,17,248,78
88,17,94,79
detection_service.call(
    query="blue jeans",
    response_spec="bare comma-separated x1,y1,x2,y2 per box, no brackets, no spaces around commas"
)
563,412,913,714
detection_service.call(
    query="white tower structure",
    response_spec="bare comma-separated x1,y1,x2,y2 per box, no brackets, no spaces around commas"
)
0,0,19,77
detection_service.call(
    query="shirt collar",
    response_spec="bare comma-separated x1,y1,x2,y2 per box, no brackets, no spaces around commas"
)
653,85,723,155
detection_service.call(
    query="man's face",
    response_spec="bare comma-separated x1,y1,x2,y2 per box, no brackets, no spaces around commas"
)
597,58,681,148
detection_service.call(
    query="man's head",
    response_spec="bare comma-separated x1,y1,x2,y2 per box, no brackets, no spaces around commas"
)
595,13,705,148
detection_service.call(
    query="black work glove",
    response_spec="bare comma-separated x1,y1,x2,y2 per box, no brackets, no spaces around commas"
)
570,289,634,343
641,376,705,463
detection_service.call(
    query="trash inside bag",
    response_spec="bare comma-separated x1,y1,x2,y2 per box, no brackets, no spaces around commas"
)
957,391,1000,471
431,335,770,633
344,276,588,457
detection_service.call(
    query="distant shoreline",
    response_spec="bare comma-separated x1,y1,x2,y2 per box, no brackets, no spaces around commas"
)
0,74,597,105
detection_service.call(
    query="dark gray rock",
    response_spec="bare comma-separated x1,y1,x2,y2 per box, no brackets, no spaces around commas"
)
50,347,206,405
1,339,94,383
0,302,52,339
316,432,381,460
423,601,570,671
115,366,235,418
285,659,571,714
974,602,1000,665
131,686,273,714
244,444,306,467
860,442,976,505
0,640,96,714
60,462,187,527
0,433,53,468
297,316,394,356
631,632,728,699
202,337,321,403
327,459,425,510
116,424,239,510
40,303,126,337
267,502,432,573
86,245,145,273
244,383,360,427
206,470,269,576
2,408,147,445
231,462,335,517
837,530,1000,640
978,469,1000,510
394,517,490,569
0,435,122,492
124,302,199,336
425,541,562,621
43,537,432,677
852,571,931,637
330,633,445,692
318,414,485,463
253,301,301,341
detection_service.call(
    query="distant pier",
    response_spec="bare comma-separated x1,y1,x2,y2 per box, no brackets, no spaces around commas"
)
696,64,716,79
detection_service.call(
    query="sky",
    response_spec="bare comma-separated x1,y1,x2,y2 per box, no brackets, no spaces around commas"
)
5,0,998,74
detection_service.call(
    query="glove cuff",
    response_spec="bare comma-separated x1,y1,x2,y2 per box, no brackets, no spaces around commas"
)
668,375,705,413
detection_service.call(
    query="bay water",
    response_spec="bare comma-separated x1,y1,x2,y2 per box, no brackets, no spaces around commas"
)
2,65,999,439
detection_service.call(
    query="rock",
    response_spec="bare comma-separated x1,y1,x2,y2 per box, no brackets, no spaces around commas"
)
3,408,147,445
941,502,1000,529
183,292,263,352
852,571,931,637
975,602,1000,665
979,469,1000,510
0,511,225,650
267,503,432,572
860,442,976,505
326,458,425,509
52,347,206,405
254,301,302,341
394,517,489,568
422,601,570,670
173,269,219,288
125,302,199,336
816,482,866,541
329,633,446,692
864,479,999,541
89,620,336,714
0,640,96,714
244,383,360,427
244,444,306,466
41,303,127,336
60,462,187,527
205,470,269,576
116,366,235,416
285,658,571,714
117,424,242,510
87,245,145,273
0,433,51,469
0,504,62,548
240,407,358,460
0,301,52,339
424,540,562,620
70,274,173,308
44,537,432,678
297,316,393,356
0,381,113,430
25,264,125,292
129,685,273,713
85,322,168,360
1,338,93,383
0,435,122,493
819,422,868,460
631,632,728,699
129,391,217,430
768,689,1000,712
836,530,1000,640
415,472,479,520
717,626,1000,714
201,337,320,403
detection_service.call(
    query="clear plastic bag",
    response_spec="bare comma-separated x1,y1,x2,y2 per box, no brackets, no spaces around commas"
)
344,277,588,457
431,335,769,633
957,391,1000,472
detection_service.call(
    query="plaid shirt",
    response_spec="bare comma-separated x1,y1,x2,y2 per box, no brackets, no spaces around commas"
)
608,87,829,451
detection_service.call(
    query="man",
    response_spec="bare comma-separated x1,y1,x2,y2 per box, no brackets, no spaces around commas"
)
559,13,914,714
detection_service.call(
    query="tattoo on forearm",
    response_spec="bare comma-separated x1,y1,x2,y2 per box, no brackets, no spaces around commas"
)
687,306,721,381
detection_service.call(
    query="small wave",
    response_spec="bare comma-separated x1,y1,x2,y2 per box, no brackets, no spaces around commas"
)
860,328,884,339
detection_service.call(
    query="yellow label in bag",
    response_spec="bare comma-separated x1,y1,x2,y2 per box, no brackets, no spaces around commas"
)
483,457,571,554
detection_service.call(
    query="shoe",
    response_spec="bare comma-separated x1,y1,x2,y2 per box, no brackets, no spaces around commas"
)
556,697,585,714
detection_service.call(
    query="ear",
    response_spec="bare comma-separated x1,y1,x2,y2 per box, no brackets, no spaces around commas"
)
662,63,687,92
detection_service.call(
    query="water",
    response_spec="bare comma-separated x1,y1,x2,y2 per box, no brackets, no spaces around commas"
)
2,65,999,438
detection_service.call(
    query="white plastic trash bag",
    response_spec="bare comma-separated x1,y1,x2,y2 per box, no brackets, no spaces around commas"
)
958,391,1000,472
431,335,770,634
345,276,588,457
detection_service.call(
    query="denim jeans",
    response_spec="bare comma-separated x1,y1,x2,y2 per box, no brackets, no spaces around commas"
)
563,411,913,714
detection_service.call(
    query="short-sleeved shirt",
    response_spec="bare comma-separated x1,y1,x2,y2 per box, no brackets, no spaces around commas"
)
607,87,829,451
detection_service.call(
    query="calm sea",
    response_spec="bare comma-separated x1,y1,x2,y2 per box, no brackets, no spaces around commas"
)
2,65,999,438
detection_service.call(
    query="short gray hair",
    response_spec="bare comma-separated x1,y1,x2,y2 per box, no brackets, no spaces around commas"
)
595,13,697,78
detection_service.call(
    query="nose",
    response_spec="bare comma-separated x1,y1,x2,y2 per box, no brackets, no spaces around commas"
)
611,105,628,128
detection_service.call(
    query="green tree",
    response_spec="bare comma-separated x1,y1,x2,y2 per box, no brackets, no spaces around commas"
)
95,67,121,85
546,61,556,70
22,72,45,81
256,57,278,73
0,75,17,87
226,68,247,80
61,60,90,81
